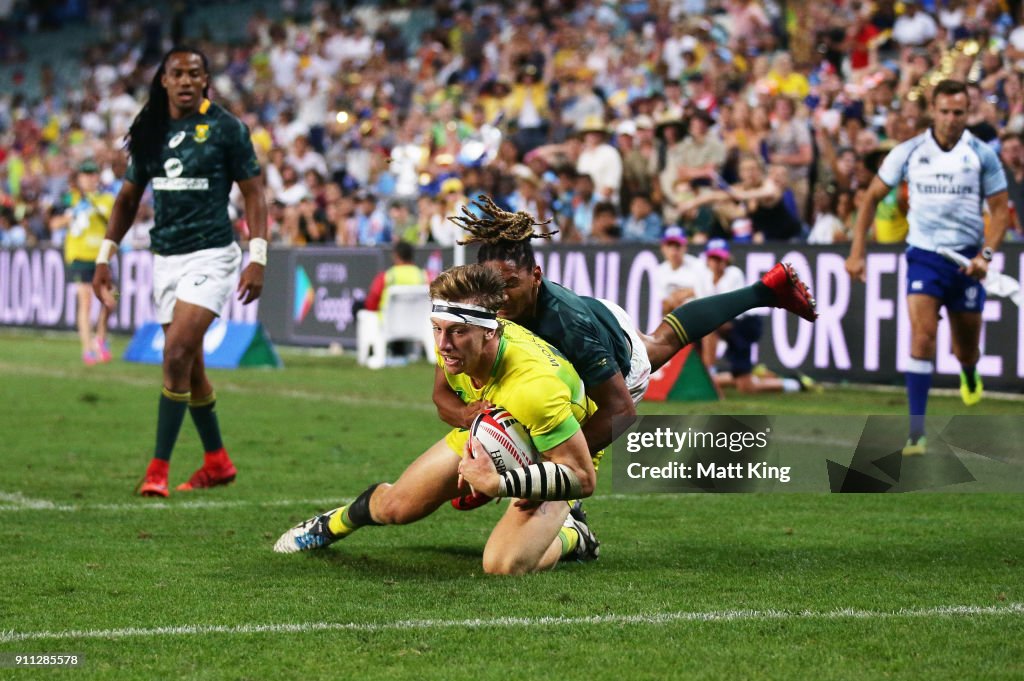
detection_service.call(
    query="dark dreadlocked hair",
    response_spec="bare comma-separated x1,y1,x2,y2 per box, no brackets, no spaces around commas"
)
125,46,210,173
449,195,557,271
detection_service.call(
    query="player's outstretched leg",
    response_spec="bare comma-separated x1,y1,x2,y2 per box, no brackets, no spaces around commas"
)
275,439,463,554
646,262,817,371
274,484,382,553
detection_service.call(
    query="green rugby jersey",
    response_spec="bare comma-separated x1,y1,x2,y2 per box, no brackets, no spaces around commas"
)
521,279,633,388
125,99,260,255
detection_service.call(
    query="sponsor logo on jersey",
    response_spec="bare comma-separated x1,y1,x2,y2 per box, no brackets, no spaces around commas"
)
152,177,211,191
193,275,208,286
194,124,210,143
164,157,183,178
168,131,186,148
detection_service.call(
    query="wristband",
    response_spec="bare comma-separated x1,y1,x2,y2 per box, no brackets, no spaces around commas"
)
95,239,117,265
249,238,268,266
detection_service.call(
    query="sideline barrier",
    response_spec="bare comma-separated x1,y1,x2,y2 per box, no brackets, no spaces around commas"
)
645,345,719,402
123,320,282,369
2,243,1022,390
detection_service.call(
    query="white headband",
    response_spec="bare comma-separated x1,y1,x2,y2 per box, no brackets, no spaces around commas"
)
430,299,499,329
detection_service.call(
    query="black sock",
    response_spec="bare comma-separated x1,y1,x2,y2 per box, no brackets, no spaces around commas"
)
962,365,977,390
155,389,190,462
345,483,383,527
189,392,224,453
663,284,774,344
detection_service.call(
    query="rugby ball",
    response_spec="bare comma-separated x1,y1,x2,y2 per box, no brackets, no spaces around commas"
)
469,407,539,474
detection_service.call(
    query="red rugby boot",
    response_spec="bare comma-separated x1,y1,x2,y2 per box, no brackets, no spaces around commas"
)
451,490,493,511
761,262,818,322
177,449,237,491
137,459,170,498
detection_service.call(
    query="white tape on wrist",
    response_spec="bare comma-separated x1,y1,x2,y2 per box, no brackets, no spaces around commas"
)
249,238,268,266
497,462,583,500
95,239,117,265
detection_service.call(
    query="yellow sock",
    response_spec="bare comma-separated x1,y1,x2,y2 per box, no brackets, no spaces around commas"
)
329,507,354,532
327,506,358,536
559,526,580,556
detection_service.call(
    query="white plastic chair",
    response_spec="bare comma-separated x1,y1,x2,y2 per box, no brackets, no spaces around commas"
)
356,284,435,369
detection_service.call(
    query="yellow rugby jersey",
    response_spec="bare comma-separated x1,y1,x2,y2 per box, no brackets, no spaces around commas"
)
64,191,115,263
873,184,908,244
440,320,598,460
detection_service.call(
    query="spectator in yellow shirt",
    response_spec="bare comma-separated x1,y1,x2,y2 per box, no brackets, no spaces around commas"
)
765,53,810,100
63,160,115,365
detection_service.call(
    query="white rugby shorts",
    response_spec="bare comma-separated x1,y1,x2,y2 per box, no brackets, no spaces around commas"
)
152,243,242,324
596,298,651,405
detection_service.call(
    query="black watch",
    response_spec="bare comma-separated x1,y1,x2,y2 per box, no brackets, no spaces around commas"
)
980,247,994,262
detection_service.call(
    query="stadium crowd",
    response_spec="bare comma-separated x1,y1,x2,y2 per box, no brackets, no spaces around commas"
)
3,0,1024,252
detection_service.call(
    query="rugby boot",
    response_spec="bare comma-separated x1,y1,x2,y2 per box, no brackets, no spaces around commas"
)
761,262,818,322
176,449,237,491
137,459,170,497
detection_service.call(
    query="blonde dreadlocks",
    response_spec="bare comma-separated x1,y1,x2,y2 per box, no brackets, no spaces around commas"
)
450,195,556,245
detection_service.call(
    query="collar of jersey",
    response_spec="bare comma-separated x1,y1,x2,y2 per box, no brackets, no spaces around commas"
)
489,330,508,380
173,99,212,124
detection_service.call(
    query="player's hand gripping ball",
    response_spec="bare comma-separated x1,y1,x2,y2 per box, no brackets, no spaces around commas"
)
469,406,539,474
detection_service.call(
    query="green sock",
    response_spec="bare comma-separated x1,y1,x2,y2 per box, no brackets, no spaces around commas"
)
155,389,190,462
664,284,774,344
189,392,224,453
559,526,580,557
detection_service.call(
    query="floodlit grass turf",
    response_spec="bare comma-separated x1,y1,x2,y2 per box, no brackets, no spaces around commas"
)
0,330,1021,680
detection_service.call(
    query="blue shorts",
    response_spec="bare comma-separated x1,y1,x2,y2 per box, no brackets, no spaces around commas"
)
724,316,763,377
905,246,986,313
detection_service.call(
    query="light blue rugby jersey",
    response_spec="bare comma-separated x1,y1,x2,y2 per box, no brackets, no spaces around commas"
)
877,129,1007,252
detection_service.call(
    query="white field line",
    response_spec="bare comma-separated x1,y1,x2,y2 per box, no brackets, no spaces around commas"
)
5,359,1024,411
0,361,435,413
2,603,1021,643
0,491,64,510
0,494,347,513
0,492,710,513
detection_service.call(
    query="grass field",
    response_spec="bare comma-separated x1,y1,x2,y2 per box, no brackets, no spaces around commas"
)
1,329,1022,680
